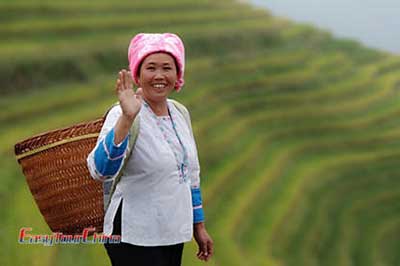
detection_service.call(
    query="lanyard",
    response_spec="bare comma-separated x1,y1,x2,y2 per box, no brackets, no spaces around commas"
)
143,101,189,184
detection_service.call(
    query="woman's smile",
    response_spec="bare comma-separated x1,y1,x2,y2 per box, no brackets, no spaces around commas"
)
153,84,166,89
152,83,168,91
138,52,178,102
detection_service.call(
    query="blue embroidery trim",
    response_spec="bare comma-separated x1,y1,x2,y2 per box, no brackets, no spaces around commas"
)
94,128,128,176
191,188,205,223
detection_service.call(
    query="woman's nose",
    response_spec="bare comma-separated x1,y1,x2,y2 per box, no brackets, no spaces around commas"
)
154,70,165,80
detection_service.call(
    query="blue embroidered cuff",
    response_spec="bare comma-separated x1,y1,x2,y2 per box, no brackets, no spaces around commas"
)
193,207,205,223
191,188,205,223
94,128,128,177
191,188,202,206
104,128,129,158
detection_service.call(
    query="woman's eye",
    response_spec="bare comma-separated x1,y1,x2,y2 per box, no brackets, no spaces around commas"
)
164,67,172,70
147,67,155,70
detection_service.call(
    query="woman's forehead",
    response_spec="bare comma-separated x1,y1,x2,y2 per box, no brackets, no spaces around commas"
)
142,52,175,65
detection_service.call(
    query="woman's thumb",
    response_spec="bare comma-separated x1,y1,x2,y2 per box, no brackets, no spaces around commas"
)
135,87,143,100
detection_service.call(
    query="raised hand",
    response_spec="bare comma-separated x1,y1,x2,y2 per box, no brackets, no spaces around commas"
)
112,69,143,145
115,69,143,120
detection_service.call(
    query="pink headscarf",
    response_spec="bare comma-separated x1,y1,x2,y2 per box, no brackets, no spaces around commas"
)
128,33,185,91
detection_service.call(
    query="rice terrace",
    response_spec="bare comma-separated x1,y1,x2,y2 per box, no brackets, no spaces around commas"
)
1,0,400,265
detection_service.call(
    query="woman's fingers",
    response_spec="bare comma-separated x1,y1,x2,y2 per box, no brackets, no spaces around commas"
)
197,243,204,258
119,69,131,90
116,70,135,93
124,70,132,89
116,70,127,92
198,240,213,261
122,70,127,89
208,241,214,258
197,251,205,260
120,70,126,89
116,70,123,92
204,241,213,261
196,242,208,261
115,78,121,93
202,243,208,257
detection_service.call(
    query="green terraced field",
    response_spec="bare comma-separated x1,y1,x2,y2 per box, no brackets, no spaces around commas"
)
2,0,400,265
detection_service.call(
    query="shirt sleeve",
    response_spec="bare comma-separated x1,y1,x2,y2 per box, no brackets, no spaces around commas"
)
186,110,205,224
86,105,129,181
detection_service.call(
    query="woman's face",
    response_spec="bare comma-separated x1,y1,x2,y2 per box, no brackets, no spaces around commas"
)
138,52,178,103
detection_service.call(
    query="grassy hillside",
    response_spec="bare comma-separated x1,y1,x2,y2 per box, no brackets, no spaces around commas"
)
2,0,400,265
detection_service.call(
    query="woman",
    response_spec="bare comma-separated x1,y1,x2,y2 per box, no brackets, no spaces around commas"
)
87,33,213,266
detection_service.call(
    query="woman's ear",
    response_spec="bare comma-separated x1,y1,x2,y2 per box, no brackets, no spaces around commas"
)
136,70,141,86
137,62,143,80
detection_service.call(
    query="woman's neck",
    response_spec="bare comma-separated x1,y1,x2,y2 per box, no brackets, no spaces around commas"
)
144,97,169,116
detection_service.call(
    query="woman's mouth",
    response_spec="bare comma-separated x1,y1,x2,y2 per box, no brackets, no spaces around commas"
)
153,84,166,89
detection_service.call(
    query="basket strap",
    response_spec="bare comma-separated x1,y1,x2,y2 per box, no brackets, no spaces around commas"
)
103,102,120,118
103,99,191,212
103,107,140,212
168,98,191,131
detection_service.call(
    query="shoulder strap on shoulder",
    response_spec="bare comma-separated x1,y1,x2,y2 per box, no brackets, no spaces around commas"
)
103,103,141,212
168,98,191,130
103,102,120,119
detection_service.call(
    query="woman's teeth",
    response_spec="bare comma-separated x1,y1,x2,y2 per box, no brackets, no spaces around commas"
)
153,84,166,88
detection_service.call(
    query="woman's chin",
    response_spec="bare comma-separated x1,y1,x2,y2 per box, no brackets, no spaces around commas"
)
146,92,168,102
151,89,173,99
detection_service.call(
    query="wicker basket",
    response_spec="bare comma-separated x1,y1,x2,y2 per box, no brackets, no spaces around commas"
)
14,118,105,235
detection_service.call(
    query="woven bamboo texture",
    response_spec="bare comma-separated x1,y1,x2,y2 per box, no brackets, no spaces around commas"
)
15,118,105,235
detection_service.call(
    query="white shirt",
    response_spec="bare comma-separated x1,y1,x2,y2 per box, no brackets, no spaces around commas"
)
87,99,201,246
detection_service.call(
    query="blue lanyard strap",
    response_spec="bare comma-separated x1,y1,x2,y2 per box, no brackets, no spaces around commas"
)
144,101,189,184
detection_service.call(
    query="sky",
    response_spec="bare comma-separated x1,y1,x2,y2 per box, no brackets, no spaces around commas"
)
250,0,400,54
